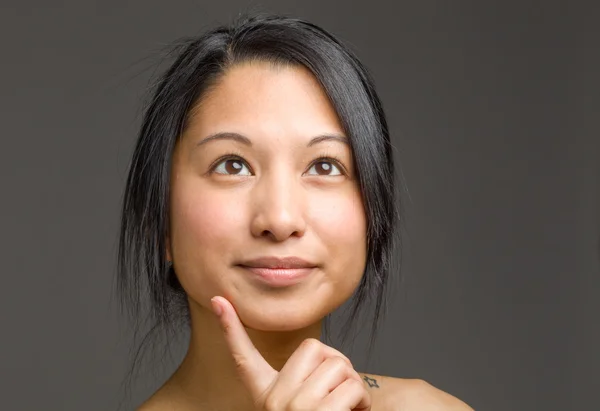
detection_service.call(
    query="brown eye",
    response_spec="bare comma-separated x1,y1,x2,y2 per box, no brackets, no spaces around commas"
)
307,160,342,176
213,158,251,175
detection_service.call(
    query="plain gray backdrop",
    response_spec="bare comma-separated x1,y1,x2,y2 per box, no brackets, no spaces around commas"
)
1,1,598,410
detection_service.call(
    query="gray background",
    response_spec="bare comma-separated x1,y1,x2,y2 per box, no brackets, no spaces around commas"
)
1,1,598,410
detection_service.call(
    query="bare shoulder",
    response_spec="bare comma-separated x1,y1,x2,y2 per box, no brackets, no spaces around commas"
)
135,391,175,411
359,373,474,411
136,398,163,411
135,380,188,411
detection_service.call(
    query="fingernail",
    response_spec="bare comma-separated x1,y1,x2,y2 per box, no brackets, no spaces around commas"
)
210,297,223,317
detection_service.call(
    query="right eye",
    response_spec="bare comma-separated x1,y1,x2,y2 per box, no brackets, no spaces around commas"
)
212,157,252,176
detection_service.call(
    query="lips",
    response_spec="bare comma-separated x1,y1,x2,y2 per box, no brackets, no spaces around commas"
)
237,256,318,287
238,256,317,269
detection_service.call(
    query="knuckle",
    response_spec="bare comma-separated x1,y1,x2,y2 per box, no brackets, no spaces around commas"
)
300,337,322,351
339,354,352,365
348,378,364,390
334,358,351,371
350,370,363,383
287,396,309,411
262,394,282,411
331,350,351,365
329,355,350,370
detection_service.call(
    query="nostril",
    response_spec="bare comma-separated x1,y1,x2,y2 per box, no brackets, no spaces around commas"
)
259,227,304,242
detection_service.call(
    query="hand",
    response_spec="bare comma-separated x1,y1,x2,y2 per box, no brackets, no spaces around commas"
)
210,296,371,411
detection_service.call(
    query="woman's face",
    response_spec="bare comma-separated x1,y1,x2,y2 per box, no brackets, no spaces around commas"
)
167,61,367,331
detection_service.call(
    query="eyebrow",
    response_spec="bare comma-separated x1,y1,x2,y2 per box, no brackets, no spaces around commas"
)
195,132,349,148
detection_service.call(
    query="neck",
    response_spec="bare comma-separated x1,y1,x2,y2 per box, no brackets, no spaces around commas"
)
170,300,322,410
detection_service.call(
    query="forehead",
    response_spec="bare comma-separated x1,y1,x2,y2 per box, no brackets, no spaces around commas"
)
184,61,344,140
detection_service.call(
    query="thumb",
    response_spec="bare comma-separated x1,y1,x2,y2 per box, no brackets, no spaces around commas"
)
211,296,277,398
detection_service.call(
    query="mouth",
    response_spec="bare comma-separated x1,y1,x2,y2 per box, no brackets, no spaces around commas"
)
237,256,318,287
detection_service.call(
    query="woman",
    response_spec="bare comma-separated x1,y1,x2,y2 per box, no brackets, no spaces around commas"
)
118,13,474,410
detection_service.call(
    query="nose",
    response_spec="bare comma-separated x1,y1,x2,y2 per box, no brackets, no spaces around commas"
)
250,169,307,241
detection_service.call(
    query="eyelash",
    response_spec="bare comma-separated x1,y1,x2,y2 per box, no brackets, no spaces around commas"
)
207,152,348,176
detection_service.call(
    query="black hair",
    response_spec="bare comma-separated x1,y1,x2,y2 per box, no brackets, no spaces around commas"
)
117,11,400,403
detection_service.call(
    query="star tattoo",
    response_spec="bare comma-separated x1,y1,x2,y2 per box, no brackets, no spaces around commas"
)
362,375,379,388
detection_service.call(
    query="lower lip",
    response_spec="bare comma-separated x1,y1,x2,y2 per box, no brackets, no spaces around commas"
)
239,266,314,287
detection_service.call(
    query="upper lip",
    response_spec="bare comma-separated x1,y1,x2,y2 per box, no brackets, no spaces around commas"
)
238,256,317,269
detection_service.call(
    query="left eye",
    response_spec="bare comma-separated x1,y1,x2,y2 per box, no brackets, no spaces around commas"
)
306,161,342,176
213,159,252,176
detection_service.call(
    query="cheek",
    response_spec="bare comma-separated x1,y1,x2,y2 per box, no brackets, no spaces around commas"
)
176,192,242,246
309,190,367,280
169,185,245,283
314,197,365,240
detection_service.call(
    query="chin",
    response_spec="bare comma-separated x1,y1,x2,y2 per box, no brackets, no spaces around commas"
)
235,300,330,332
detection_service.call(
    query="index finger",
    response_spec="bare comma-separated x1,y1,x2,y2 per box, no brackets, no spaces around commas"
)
211,296,277,397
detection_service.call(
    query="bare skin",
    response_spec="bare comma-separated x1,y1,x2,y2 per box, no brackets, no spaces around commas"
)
138,298,473,411
136,61,473,410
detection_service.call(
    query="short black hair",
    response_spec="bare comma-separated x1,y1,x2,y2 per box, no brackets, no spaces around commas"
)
117,11,401,396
